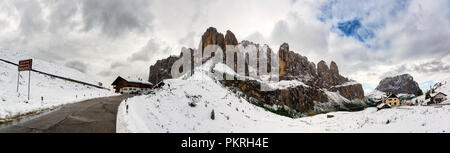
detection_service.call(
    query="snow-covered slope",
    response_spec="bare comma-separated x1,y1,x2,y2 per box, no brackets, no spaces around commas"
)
433,78,450,96
412,78,450,105
0,50,98,85
367,90,386,100
117,63,450,133
0,49,116,120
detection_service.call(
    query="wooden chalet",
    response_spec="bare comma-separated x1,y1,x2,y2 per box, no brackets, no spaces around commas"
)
431,92,447,104
382,93,401,107
111,76,153,94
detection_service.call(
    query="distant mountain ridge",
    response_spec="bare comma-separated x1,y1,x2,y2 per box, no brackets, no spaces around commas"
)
148,27,366,116
375,74,421,96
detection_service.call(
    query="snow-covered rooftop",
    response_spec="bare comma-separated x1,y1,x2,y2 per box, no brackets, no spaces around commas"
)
122,77,153,86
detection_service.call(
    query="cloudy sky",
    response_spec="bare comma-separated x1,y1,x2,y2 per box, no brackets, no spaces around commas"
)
0,0,449,93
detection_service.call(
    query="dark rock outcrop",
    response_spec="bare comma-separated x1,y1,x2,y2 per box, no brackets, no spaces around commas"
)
330,84,365,100
148,48,194,85
375,74,421,96
201,27,225,56
330,61,339,75
316,60,348,88
317,60,331,86
148,56,180,85
221,80,328,114
224,30,238,46
278,43,317,82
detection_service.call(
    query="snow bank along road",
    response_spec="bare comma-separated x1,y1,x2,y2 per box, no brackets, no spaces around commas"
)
0,95,133,133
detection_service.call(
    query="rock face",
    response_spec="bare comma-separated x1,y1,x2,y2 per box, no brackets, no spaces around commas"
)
316,60,348,88
375,74,421,96
221,80,328,114
148,48,194,84
330,84,365,100
278,43,317,82
330,61,339,75
201,27,225,49
224,30,238,46
201,27,225,56
148,56,180,85
148,27,366,115
149,28,234,84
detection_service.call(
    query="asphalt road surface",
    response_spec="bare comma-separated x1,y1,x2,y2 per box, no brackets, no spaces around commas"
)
0,94,133,133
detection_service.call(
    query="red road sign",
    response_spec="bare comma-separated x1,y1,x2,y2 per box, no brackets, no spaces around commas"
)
18,59,32,71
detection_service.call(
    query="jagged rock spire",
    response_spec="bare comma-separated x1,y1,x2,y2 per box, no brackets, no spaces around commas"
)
330,61,339,75
225,30,238,46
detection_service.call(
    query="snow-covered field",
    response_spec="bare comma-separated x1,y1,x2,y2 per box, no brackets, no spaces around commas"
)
117,64,450,133
0,49,116,120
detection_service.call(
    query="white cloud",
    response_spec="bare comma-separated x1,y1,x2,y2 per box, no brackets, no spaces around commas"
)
0,0,448,91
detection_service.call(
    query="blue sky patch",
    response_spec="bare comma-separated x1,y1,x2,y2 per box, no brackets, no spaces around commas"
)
389,0,411,16
362,84,375,93
419,81,435,91
317,0,412,44
317,0,337,22
336,19,374,42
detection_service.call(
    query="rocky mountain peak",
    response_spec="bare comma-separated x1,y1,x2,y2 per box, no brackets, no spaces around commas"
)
317,60,330,76
315,60,349,88
330,61,339,75
149,27,365,114
375,74,421,96
225,30,238,46
201,27,225,52
280,43,289,52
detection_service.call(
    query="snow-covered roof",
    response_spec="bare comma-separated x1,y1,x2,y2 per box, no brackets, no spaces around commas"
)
431,92,447,97
377,103,391,109
387,93,398,99
112,76,153,86
124,77,152,85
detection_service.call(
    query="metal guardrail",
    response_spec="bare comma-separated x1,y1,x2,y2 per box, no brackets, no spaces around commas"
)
0,58,109,90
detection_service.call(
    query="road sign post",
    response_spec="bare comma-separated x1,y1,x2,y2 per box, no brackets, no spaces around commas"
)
17,71,20,92
18,59,32,100
28,70,31,100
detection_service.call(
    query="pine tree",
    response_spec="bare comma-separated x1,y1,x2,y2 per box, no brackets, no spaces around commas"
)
210,109,215,120
417,89,423,96
425,91,431,100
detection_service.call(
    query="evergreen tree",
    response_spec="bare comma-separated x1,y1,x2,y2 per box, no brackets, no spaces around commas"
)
417,89,423,96
210,109,215,120
425,91,431,100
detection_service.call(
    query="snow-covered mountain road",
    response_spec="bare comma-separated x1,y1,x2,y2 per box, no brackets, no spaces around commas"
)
0,95,133,133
